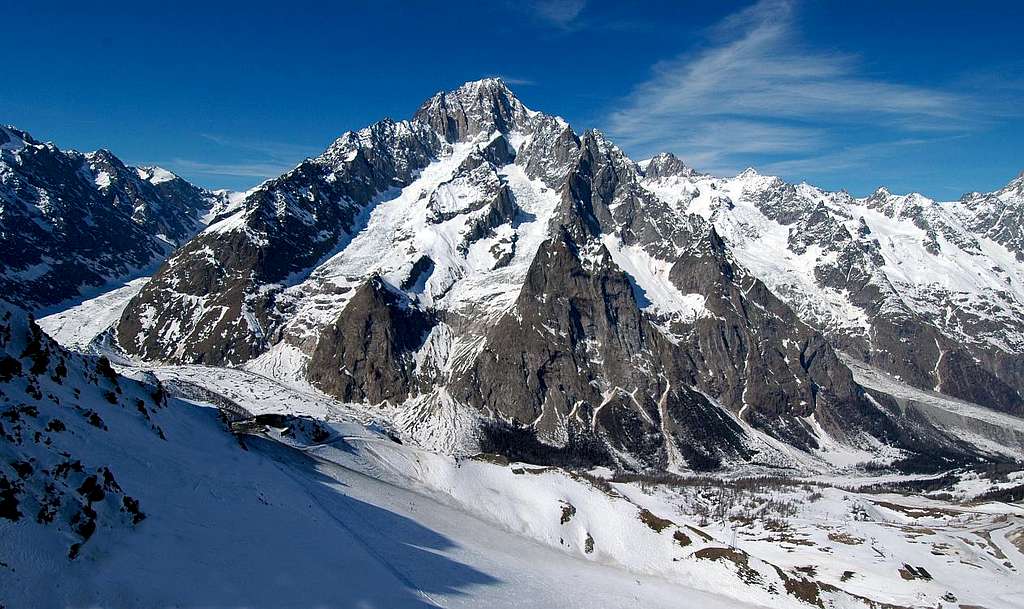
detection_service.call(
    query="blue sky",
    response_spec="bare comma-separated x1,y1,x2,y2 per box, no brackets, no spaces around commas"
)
4,0,1022,197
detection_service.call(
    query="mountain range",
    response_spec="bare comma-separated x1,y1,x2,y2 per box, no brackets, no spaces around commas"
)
4,79,1024,473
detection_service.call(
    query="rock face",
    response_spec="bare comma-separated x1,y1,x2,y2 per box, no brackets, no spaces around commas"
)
414,78,532,143
452,222,753,471
0,126,226,310
113,79,1017,471
642,153,702,180
446,128,938,471
308,276,434,404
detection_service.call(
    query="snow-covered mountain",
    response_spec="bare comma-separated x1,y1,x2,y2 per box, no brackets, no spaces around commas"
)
642,159,1024,415
3,77,1023,609
0,126,234,310
111,79,1022,474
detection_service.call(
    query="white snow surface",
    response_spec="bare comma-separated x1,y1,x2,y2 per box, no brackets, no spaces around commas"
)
37,277,150,353
3,374,759,608
601,234,708,330
0,315,766,609
136,165,177,184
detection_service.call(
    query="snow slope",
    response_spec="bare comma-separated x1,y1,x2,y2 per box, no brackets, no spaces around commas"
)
9,290,1024,608
132,358,1024,609
11,400,770,609
37,277,150,353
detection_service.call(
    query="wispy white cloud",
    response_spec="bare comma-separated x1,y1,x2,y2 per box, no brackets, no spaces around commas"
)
160,158,298,178
530,0,586,28
141,133,323,186
758,136,966,177
494,75,537,87
149,133,323,182
198,133,322,162
606,0,994,176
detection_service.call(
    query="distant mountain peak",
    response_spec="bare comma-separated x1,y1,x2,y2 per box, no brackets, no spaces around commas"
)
0,127,226,309
460,76,515,95
1001,169,1024,195
643,152,702,179
866,186,934,206
135,166,180,185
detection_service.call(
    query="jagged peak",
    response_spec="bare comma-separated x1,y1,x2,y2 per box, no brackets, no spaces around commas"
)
957,170,1024,204
736,167,762,179
642,152,702,179
580,128,611,150
85,148,128,166
649,151,680,163
321,118,433,164
580,129,630,162
457,77,517,97
863,187,937,221
997,169,1024,197
425,77,523,107
866,186,933,205
135,166,180,185
575,129,641,184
